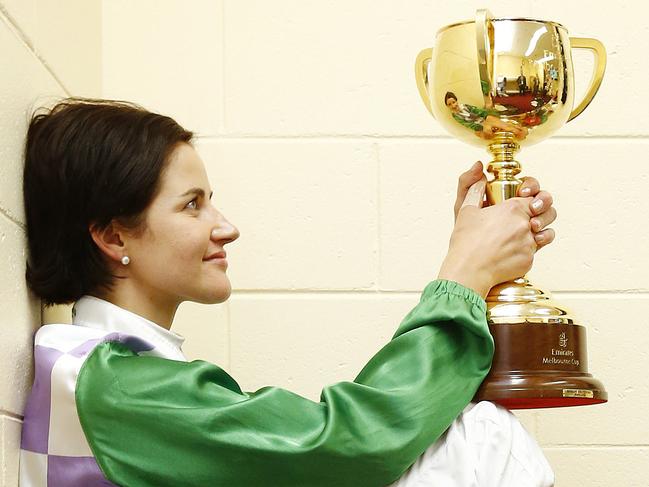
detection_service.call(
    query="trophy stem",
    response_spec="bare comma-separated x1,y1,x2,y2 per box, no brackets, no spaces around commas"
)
485,132,522,205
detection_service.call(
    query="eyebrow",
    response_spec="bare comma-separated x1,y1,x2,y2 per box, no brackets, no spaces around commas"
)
179,188,213,199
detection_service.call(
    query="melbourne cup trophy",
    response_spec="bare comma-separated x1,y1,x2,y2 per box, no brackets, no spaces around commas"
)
415,9,607,408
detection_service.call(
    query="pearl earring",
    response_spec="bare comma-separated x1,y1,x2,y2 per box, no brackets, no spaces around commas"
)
121,255,130,265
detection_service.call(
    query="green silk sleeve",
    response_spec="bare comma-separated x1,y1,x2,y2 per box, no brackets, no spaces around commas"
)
467,105,489,118
76,279,493,487
452,112,484,131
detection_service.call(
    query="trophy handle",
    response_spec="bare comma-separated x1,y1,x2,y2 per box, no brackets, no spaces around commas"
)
414,48,434,117
568,37,607,122
475,9,495,97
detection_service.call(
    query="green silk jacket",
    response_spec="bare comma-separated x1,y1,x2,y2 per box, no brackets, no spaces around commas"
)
75,279,494,486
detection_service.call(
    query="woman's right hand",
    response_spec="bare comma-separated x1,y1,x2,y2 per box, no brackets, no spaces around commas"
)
438,179,539,298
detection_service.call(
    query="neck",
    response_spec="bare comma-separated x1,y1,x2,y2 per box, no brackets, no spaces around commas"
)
91,279,178,330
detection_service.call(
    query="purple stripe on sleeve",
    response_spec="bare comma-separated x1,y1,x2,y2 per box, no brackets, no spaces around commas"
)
69,333,154,358
103,332,155,353
68,338,104,358
48,455,118,486
21,345,63,454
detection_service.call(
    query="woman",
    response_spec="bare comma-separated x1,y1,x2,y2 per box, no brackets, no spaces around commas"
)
445,92,529,141
20,99,556,486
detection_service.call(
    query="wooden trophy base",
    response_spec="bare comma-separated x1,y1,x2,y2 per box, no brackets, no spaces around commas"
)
474,322,607,409
474,279,608,409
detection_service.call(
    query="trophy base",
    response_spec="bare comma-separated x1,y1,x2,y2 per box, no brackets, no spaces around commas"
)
474,279,608,409
475,361,608,410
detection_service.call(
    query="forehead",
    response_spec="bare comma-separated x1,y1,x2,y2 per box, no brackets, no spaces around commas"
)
158,143,209,195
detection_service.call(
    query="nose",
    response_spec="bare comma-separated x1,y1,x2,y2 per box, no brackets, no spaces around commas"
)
211,213,240,245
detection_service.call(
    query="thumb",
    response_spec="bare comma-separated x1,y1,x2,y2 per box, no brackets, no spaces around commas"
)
460,180,486,209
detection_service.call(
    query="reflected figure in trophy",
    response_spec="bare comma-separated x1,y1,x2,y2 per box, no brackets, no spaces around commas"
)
497,76,507,96
445,92,528,140
517,73,527,94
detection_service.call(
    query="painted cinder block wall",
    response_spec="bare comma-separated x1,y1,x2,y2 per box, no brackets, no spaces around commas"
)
2,1,648,486
0,1,102,485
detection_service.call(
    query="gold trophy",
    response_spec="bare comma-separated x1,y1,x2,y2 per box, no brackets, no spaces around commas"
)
415,9,607,409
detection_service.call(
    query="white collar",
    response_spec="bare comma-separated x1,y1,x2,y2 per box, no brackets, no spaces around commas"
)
72,295,187,361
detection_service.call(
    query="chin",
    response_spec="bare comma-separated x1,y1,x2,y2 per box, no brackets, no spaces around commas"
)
196,282,232,304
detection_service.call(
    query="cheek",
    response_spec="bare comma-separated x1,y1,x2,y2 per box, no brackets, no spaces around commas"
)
168,230,207,263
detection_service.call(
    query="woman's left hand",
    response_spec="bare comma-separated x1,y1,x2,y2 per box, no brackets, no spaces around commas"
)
453,161,557,251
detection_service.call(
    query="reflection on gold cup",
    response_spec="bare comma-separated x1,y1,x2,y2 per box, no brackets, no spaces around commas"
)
415,10,607,409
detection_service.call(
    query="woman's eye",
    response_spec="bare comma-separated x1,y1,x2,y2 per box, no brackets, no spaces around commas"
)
186,198,199,210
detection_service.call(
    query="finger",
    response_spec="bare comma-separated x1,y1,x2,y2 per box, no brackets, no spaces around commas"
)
456,161,484,198
530,190,554,216
460,180,486,209
454,163,486,220
530,207,557,232
518,176,540,197
534,228,555,249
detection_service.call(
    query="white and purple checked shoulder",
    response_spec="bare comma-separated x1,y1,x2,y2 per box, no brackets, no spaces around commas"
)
19,296,188,487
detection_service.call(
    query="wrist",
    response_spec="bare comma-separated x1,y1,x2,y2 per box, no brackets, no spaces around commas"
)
437,255,493,298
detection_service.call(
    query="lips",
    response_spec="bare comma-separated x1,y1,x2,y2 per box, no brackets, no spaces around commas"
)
203,251,226,261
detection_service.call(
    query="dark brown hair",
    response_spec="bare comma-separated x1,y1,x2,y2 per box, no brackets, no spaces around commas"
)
444,92,457,105
23,98,193,306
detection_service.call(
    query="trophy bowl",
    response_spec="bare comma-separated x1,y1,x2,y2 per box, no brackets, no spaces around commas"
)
416,10,605,151
415,10,607,409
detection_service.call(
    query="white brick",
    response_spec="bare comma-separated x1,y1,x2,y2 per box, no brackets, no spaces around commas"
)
222,0,641,137
0,215,40,416
543,447,649,487
512,410,537,437
0,12,65,225
228,292,420,401
42,304,71,325
102,0,223,136
534,296,649,446
195,140,378,290
1,416,22,487
172,300,229,366
524,139,649,291
224,0,534,136
0,0,101,96
378,140,460,291
378,139,649,291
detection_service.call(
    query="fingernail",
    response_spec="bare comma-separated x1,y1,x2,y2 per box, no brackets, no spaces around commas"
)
521,187,532,196
532,199,543,211
535,233,545,243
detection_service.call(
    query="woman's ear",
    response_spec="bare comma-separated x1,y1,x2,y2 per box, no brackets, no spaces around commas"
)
89,221,127,263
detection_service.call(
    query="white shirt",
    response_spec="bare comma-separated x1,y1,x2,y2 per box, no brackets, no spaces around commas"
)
72,295,187,361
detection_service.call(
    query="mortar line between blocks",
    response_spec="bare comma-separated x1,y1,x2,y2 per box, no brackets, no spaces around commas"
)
0,4,71,96
230,290,422,298
226,300,232,371
220,0,226,135
194,134,649,142
0,208,25,230
229,289,649,296
542,444,649,449
0,410,23,421
1,413,4,487
374,142,382,290
553,290,649,297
